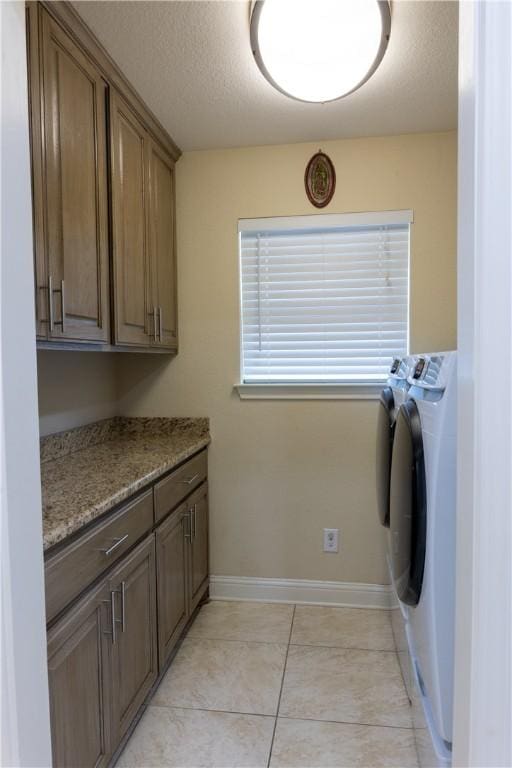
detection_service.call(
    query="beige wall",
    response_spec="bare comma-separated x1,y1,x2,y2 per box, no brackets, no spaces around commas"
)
104,132,455,584
37,351,119,436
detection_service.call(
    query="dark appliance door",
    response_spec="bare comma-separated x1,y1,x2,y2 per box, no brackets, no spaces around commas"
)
389,399,427,606
376,387,395,527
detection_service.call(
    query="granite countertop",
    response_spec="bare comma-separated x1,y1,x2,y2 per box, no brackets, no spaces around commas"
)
41,417,210,552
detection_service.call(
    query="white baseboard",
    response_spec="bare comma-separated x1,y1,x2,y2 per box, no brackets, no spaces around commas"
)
210,575,394,610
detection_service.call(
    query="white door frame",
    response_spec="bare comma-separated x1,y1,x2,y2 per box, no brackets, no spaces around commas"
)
454,1,512,766
0,2,52,765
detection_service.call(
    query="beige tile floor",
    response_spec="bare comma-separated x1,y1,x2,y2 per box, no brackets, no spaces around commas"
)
117,601,419,768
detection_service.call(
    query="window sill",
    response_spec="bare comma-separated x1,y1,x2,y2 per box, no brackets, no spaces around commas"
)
235,383,383,400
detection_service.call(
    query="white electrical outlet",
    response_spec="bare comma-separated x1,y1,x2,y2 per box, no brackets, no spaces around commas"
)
323,528,339,553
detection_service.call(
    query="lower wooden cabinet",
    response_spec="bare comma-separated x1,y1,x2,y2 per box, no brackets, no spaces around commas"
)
156,503,189,668
189,483,210,613
46,451,209,767
156,483,209,669
47,581,112,768
108,536,158,744
48,536,157,767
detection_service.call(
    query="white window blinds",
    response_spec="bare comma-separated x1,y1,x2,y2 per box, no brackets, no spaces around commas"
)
239,212,410,384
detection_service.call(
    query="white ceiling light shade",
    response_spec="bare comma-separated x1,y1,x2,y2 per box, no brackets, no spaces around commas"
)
250,0,391,104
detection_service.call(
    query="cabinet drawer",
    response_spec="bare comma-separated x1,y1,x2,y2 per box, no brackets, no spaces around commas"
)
45,490,153,623
154,450,207,523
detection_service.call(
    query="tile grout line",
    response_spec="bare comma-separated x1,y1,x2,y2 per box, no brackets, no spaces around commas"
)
148,703,414,732
266,604,296,768
276,714,415,731
150,702,276,719
187,637,396,654
186,635,291,647
289,642,398,653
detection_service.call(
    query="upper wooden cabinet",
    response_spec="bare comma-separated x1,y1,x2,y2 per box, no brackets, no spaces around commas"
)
148,139,178,350
27,2,180,352
110,92,151,347
30,7,110,343
110,95,178,350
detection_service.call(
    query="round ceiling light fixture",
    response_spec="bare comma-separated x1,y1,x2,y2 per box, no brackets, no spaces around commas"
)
250,0,391,104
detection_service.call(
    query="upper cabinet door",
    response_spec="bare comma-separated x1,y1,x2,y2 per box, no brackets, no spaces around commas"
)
148,140,178,350
39,9,110,343
110,91,151,346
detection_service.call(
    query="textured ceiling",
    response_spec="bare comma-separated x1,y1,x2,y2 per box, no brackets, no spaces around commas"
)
72,0,458,152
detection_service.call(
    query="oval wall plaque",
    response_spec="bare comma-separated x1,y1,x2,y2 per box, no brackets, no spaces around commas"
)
305,151,336,208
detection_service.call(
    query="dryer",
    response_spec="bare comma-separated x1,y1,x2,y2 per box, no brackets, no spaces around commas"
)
389,352,457,767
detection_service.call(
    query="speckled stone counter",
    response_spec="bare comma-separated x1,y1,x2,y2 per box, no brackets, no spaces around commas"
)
41,417,210,552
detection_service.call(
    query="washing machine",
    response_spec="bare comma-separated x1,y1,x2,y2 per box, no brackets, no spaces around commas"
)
376,355,417,698
376,356,418,528
389,352,457,767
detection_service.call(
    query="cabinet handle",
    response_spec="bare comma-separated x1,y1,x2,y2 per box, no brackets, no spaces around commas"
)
184,511,191,540
150,306,157,341
101,534,128,556
60,279,66,333
192,503,197,540
111,590,117,645
159,307,163,342
120,581,126,633
179,473,199,486
109,585,125,643
47,276,65,333
48,275,54,333
102,593,117,643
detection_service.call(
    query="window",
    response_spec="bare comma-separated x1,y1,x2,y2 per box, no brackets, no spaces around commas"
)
238,211,411,391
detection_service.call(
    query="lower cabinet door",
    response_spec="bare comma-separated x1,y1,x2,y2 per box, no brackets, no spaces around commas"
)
109,535,158,746
189,482,209,611
47,581,112,768
156,502,189,669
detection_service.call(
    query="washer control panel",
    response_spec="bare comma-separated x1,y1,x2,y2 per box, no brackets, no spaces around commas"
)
409,355,447,390
424,356,443,385
412,357,427,380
